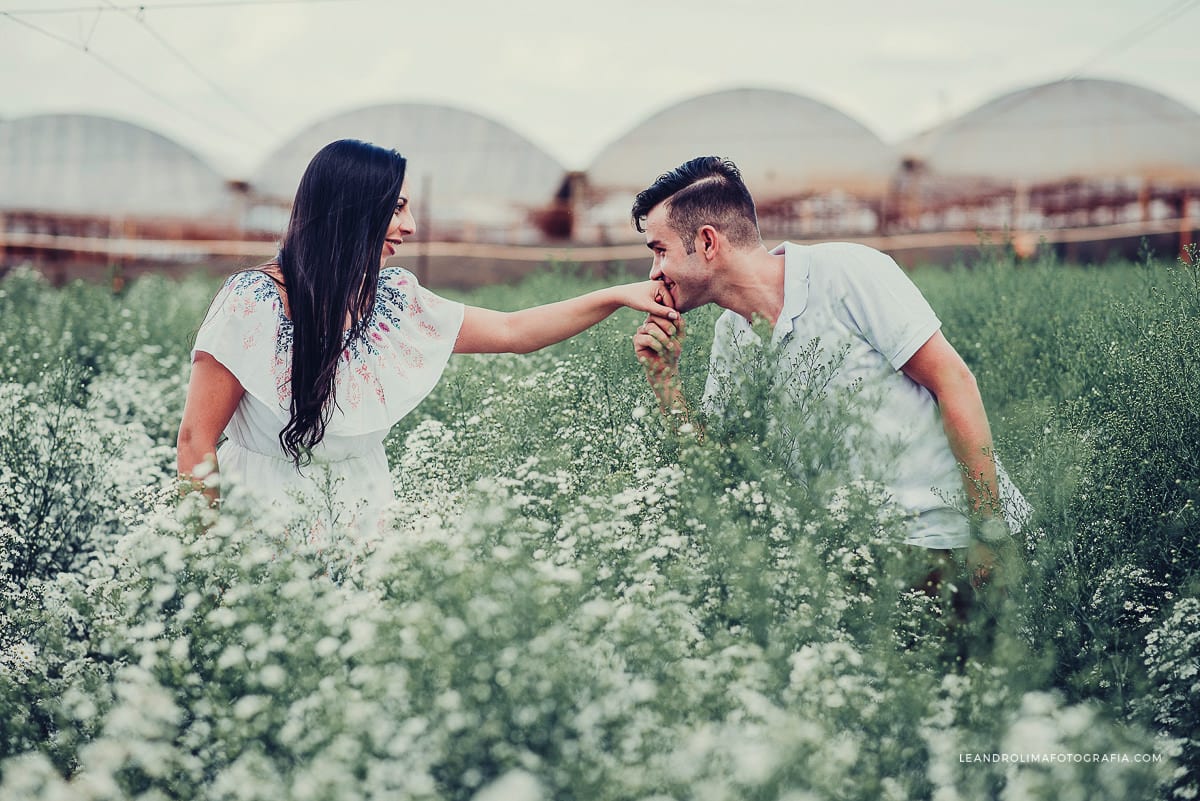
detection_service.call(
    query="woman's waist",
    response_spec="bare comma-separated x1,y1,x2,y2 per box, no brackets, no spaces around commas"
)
220,429,387,464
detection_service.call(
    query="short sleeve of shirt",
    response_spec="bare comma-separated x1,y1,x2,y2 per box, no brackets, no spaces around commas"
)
833,244,940,370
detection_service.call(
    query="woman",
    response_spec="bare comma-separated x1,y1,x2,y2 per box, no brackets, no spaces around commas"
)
176,139,676,532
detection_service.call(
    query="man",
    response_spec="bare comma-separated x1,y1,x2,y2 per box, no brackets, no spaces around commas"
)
631,156,1022,585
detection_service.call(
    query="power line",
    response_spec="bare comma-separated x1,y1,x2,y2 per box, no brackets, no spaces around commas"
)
0,10,259,149
1063,0,1200,79
0,0,360,13
97,0,281,136
917,0,1200,141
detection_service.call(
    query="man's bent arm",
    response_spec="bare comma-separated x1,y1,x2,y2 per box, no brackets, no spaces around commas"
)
900,331,999,512
900,331,1006,584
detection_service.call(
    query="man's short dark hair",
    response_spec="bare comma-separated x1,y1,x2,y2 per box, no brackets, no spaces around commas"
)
631,156,760,253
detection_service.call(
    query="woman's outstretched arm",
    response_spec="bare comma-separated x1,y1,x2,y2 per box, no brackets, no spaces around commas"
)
177,352,244,501
454,280,677,354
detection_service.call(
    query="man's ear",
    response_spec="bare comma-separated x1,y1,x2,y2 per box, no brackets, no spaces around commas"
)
698,225,719,260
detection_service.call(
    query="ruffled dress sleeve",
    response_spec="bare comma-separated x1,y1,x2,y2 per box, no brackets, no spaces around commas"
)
192,268,465,437
333,267,465,434
192,270,293,416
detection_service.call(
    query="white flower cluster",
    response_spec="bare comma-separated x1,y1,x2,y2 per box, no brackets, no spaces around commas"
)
0,268,1188,800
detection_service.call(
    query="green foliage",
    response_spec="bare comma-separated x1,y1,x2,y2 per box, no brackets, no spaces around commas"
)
0,253,1194,799
0,360,115,580
915,247,1200,723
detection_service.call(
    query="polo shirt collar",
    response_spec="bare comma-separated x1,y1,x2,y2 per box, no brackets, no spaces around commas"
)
770,241,810,343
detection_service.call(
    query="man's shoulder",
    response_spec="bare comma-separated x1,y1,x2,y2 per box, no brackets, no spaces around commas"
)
707,307,757,357
802,241,892,266
712,307,742,336
800,242,907,293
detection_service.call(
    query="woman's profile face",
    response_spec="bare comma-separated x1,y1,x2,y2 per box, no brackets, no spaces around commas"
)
382,178,415,266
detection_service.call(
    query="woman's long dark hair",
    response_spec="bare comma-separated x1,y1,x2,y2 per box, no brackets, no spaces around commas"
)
277,139,407,467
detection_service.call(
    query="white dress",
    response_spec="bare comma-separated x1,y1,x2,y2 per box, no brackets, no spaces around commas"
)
192,267,465,534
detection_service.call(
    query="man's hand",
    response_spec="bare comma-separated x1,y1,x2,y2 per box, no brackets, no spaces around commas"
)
967,540,998,589
633,313,686,386
633,282,688,416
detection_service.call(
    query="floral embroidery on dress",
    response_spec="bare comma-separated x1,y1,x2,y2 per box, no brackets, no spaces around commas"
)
199,266,461,421
342,268,443,366
219,272,294,404
274,358,291,406
394,340,424,370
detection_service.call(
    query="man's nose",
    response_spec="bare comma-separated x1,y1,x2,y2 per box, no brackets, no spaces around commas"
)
648,262,662,280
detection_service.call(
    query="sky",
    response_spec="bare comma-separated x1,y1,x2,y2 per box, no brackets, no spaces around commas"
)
1,0,1197,179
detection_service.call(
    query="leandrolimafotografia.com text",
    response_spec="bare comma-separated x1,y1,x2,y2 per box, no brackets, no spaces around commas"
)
959,753,1165,764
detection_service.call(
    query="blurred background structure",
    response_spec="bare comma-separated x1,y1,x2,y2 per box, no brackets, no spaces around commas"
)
247,103,566,240
579,88,895,244
2,77,1198,287
890,78,1200,264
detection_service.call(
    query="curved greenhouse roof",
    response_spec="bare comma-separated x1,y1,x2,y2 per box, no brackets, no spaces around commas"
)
587,88,895,198
0,113,232,217
252,103,565,225
906,78,1200,183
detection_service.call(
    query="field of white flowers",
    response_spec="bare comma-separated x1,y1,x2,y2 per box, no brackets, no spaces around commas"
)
1,245,1197,800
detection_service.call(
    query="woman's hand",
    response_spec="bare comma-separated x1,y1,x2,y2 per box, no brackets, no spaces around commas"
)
609,280,679,320
456,280,677,355
177,351,245,503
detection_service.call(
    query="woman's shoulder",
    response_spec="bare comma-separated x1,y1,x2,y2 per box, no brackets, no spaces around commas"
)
378,265,417,290
376,266,425,311
217,264,287,309
223,263,284,292
204,264,290,327
376,266,464,318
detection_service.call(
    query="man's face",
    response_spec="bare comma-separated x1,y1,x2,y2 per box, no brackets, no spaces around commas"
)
643,202,710,313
